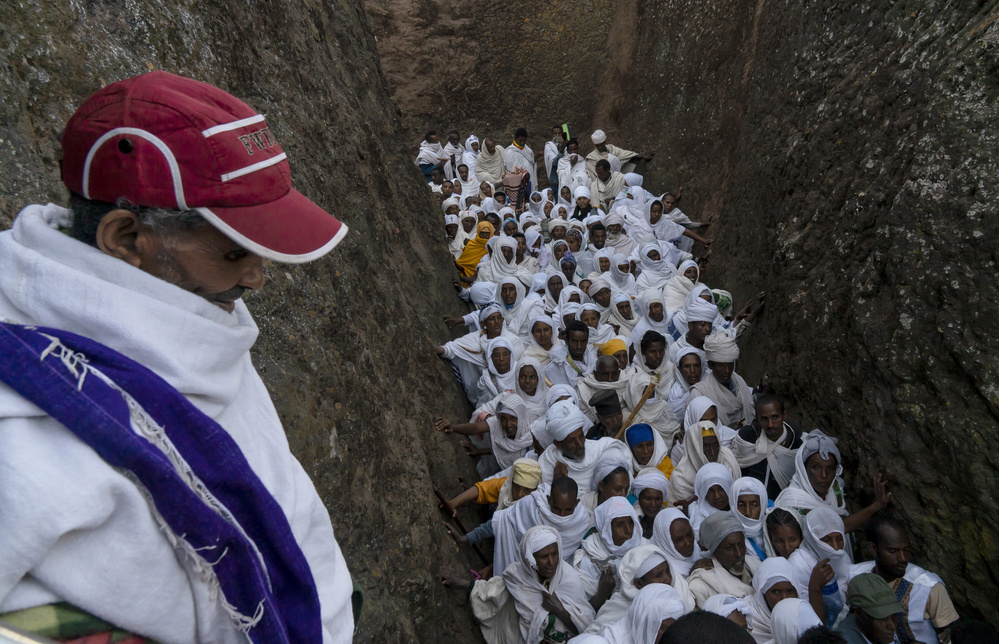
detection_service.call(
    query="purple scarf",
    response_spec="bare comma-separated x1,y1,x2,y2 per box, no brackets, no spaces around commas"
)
0,322,321,643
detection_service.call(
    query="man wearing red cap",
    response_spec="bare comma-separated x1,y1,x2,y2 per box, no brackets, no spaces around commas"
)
0,72,353,643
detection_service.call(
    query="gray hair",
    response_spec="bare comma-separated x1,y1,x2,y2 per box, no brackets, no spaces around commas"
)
68,193,208,247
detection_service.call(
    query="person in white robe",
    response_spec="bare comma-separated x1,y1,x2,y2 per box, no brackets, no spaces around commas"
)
514,357,550,423
787,506,852,624
462,133,480,176
442,131,466,181
623,328,680,443
558,139,590,193
544,127,565,186
686,512,754,607
590,159,627,212
668,396,741,505
690,333,755,429
587,546,695,633
606,253,637,296
478,238,535,289
493,278,543,339
665,284,728,344
572,497,645,597
546,320,598,388
666,346,703,427
579,303,617,348
651,509,704,578
661,259,701,315
446,213,470,259
476,138,507,186
522,315,562,367
585,129,650,179
491,480,593,575
577,355,632,423
438,304,522,405
587,247,614,281
770,599,822,644
746,556,801,643
628,288,672,352
687,463,736,534
605,292,638,336
503,129,539,189
774,430,850,521
731,476,771,575
633,242,676,292
598,583,688,644
485,393,535,471
667,297,717,373
537,401,632,508
476,336,519,406
603,213,637,258
416,131,448,175
469,526,595,644
730,396,802,499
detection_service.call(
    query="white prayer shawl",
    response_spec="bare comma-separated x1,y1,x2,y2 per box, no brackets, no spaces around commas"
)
787,507,852,609
731,423,800,492
477,337,519,406
545,342,597,388
770,599,822,644
502,526,596,642
623,358,680,444
604,229,637,258
489,393,534,470
599,583,688,644
455,175,479,198
503,143,539,188
590,171,627,211
0,205,353,643
588,546,695,632
586,143,641,180
668,397,742,504
572,498,645,596
538,437,633,500
627,288,672,351
633,244,675,293
661,273,699,316
579,309,617,349
605,294,638,335
514,357,550,423
667,346,703,427
442,141,466,180
416,139,447,166
544,140,561,179
687,463,736,534
687,559,754,608
586,247,614,281
577,371,632,423
747,556,797,643
542,272,570,313
690,371,755,429
663,205,694,226
606,254,638,296
492,487,593,575
774,430,849,520
476,144,507,185
731,477,769,574
651,509,704,578
494,279,544,339
557,153,590,193
522,316,561,367
645,199,689,242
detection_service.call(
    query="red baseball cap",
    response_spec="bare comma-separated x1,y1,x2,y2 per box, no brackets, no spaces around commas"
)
61,71,347,263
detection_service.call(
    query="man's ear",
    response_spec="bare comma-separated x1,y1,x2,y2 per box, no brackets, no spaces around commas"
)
95,209,145,267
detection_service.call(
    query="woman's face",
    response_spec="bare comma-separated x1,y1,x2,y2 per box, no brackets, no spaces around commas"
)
737,494,762,520
639,488,664,520
669,519,695,557
632,440,655,466
610,515,635,546
531,322,553,350
554,245,567,261
683,266,698,280
820,531,846,551
679,354,702,385
647,249,661,262
649,301,664,322
567,236,581,252
518,365,539,396
490,346,511,374
598,257,611,272
769,523,803,559
544,202,553,216
499,412,518,438
561,186,572,201
650,202,663,224
462,218,475,233
580,310,600,328
547,277,564,302
705,484,729,511
662,195,677,211
484,312,504,337
805,453,838,498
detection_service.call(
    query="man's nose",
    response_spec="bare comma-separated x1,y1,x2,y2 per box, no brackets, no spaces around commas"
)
240,255,265,290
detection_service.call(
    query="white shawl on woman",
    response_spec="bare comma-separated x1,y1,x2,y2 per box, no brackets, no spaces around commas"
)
476,144,507,185
668,397,741,504
774,430,848,519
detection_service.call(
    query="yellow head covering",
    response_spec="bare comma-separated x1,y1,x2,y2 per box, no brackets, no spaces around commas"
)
455,221,494,277
601,338,627,356
511,458,543,489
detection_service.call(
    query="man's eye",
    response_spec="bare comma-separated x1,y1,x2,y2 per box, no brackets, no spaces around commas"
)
225,249,249,261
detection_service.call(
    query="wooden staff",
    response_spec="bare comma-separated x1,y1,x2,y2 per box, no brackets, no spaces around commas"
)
434,485,490,566
614,381,658,441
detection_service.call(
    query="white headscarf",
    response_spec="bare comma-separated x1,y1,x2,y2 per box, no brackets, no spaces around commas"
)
604,583,687,644
771,599,822,644
593,496,643,560
514,357,549,422
667,345,703,423
651,509,703,577
662,260,700,313
703,594,755,620
502,525,596,641
542,272,569,312
607,253,636,292
486,337,517,392
668,396,741,503
636,242,674,287
788,507,851,611
748,556,797,642
631,467,670,500
588,247,614,278
730,476,768,543
545,398,589,442
703,333,740,362
644,197,687,242
775,429,848,517
688,462,735,533
489,392,534,469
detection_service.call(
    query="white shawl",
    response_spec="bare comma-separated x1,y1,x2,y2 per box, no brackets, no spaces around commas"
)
651,509,704,577
492,487,593,575
489,393,534,470
774,430,848,519
731,423,800,492
476,144,507,185
668,397,742,504
689,371,755,429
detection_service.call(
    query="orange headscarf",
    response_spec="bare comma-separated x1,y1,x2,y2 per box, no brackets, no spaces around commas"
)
456,221,494,277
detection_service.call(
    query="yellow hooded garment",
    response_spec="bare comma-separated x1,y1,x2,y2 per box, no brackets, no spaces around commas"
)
456,221,494,277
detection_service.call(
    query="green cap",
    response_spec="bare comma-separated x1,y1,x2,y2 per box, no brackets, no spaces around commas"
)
847,573,903,619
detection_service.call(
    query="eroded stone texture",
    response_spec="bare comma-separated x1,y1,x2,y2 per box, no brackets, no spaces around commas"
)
1,1,484,641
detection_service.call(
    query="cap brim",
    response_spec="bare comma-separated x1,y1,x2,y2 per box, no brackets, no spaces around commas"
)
862,603,904,620
196,188,347,264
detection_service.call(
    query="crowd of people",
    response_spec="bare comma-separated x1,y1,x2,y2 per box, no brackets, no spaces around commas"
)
418,126,972,644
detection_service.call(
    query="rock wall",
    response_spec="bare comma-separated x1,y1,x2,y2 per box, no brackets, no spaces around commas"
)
368,0,999,623
617,0,999,621
1,1,485,641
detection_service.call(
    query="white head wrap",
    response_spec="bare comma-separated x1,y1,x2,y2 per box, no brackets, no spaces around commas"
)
469,281,496,308
704,333,740,362
573,185,592,201
677,259,699,282
591,129,607,144
520,525,559,570
594,496,643,558
686,297,720,323
748,556,798,641
689,463,735,531
591,453,633,491
801,506,851,582
651,509,702,576
634,550,668,579
771,599,822,644
546,383,579,408
441,197,460,213
545,399,589,442
530,271,548,292
623,172,643,187
478,302,504,323
486,337,516,392
731,477,768,541
624,584,687,644
631,468,670,500
703,594,755,619
444,214,460,226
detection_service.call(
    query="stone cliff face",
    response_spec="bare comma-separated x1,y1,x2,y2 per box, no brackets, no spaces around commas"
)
1,1,484,641
369,0,999,623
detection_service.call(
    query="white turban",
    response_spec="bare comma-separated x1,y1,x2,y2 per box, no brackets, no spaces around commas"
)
468,281,496,307
634,550,668,578
604,212,625,228
444,214,460,226
686,298,719,323
595,496,643,558
704,333,740,362
591,129,607,144
631,468,670,499
771,599,822,644
478,302,504,322
520,525,560,570
623,172,643,187
591,453,633,490
545,399,589,441
573,186,591,201
546,384,579,408
441,197,459,213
